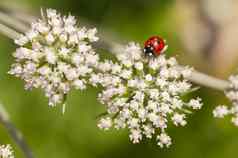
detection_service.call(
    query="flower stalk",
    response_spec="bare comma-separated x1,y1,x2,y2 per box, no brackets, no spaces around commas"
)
187,69,229,91
0,11,28,32
0,23,20,40
0,104,34,158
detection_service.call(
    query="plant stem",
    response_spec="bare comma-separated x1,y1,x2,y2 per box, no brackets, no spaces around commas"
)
188,70,229,91
0,104,34,158
0,23,20,39
0,11,28,32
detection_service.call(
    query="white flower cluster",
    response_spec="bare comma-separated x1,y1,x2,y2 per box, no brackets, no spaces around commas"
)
0,145,14,158
7,8,204,148
213,75,238,126
96,42,202,147
9,9,99,106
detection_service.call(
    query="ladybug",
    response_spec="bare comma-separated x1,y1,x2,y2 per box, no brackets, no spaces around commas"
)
144,36,168,57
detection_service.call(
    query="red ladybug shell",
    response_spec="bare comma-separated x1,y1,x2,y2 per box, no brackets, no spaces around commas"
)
144,36,166,56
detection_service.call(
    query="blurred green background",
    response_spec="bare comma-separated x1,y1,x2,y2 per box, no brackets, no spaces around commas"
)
0,0,238,158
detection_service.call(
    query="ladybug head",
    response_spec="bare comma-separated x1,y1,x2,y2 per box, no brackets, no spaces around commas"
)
143,44,155,57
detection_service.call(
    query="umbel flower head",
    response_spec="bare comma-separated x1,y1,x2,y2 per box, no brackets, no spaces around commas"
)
95,42,202,147
0,145,14,158
9,9,99,106
213,75,238,126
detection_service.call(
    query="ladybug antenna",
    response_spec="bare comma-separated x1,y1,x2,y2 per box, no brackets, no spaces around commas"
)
161,45,168,54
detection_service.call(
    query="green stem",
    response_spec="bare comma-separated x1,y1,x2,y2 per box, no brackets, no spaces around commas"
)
0,23,20,39
0,11,28,32
0,104,34,158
